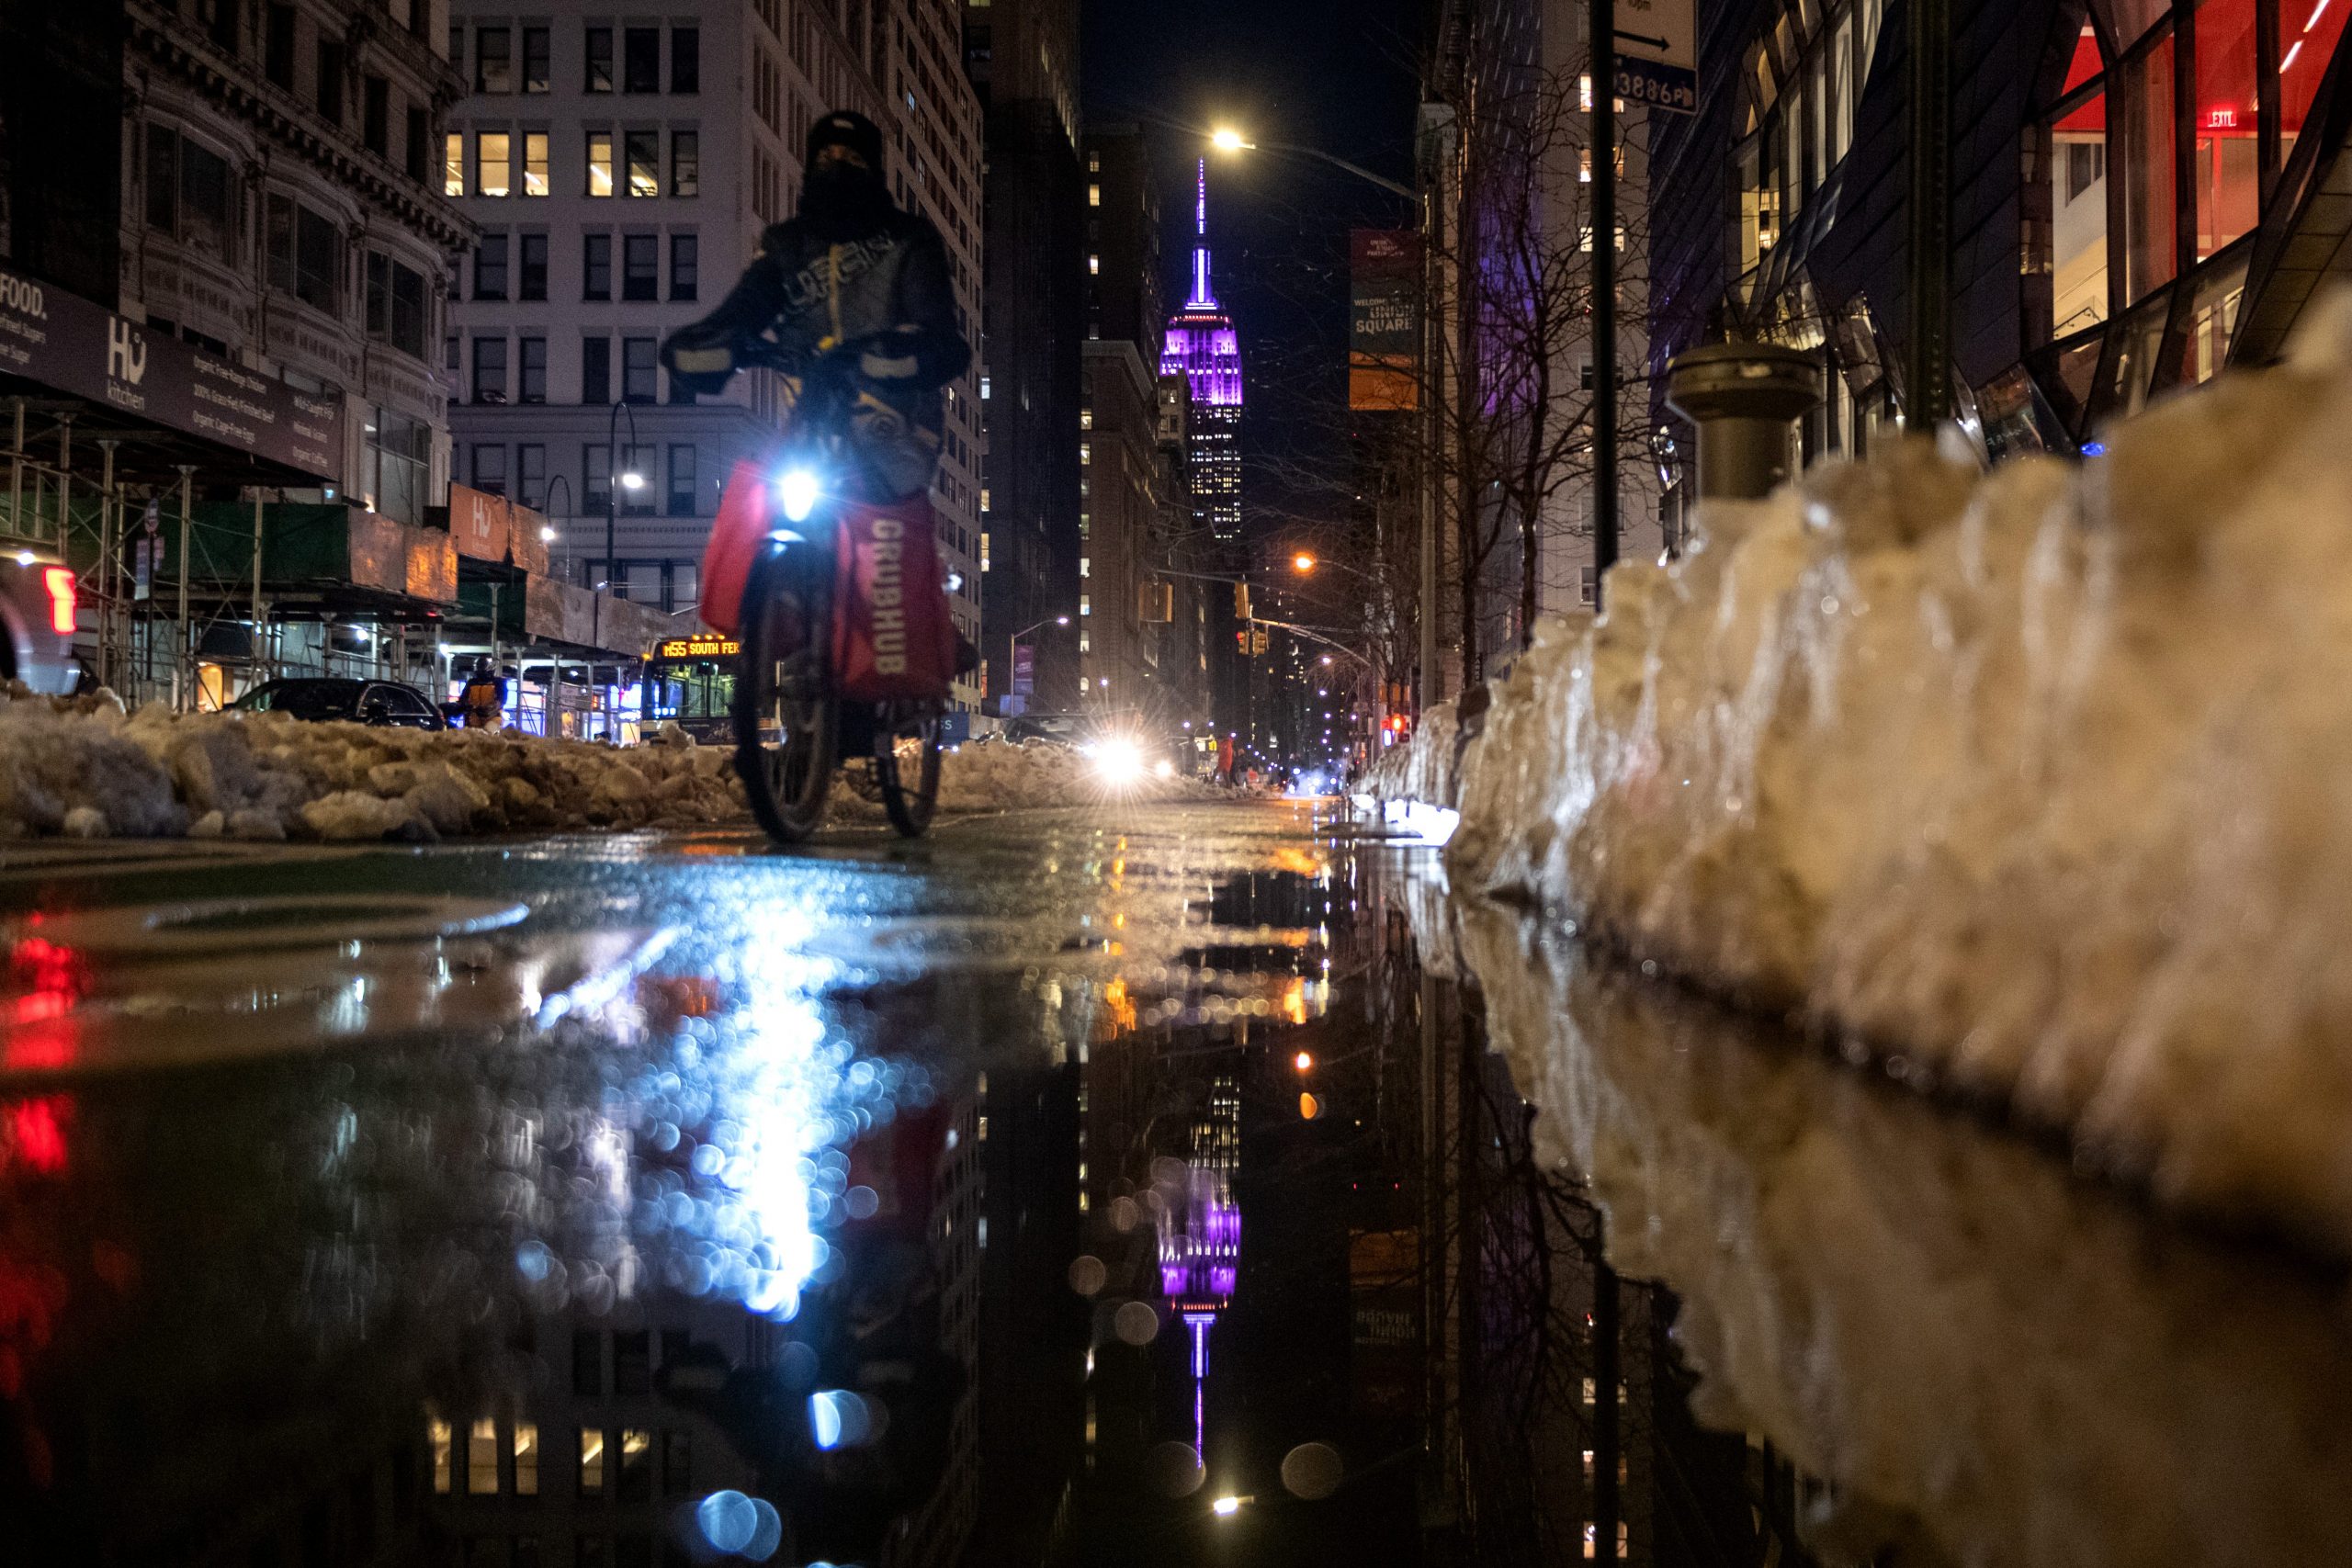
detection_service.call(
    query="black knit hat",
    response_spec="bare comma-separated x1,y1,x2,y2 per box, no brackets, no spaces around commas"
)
806,110,885,174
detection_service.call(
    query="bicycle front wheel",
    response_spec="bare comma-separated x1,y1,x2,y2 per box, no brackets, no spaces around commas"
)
873,707,944,839
733,544,837,843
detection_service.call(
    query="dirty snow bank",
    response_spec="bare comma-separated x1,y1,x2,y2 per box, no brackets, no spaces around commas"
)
0,692,1214,843
0,689,747,840
1443,295,2352,1251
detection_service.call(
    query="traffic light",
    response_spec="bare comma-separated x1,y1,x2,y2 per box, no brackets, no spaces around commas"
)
1233,583,1252,621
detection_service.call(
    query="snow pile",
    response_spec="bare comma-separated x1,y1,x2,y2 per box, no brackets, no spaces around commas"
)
933,739,1215,813
1439,294,2352,1251
0,688,744,841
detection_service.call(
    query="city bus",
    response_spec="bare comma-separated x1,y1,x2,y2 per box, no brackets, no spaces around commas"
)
640,632,741,743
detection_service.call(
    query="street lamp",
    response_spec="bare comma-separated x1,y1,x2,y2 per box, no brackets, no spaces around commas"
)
1007,615,1069,710
597,400,644,649
1208,126,1416,199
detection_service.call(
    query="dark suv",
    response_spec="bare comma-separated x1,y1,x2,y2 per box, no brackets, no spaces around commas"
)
232,678,448,729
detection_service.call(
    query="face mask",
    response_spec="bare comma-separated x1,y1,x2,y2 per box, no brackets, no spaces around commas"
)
801,162,887,231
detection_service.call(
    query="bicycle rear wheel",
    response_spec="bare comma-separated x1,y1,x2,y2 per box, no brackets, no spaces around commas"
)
873,707,944,838
734,544,837,842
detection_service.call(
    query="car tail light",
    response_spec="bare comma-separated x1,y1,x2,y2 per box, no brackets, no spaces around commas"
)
41,567,74,635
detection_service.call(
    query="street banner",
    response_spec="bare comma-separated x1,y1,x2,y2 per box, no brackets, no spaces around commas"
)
1350,230,1421,412
0,262,345,482
1614,0,1698,116
1012,641,1036,697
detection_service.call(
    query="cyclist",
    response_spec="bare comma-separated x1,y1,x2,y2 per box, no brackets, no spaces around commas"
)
661,110,970,503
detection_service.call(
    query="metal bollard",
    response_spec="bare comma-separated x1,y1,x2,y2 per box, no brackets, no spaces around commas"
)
1663,342,1824,501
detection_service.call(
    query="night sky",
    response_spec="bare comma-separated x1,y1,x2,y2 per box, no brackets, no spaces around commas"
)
1080,0,1425,534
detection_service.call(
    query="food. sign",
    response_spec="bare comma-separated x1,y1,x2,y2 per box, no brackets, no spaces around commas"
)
656,635,741,659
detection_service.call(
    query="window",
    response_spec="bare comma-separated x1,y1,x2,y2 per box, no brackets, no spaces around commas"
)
572,1331,602,1395
468,1418,500,1495
672,131,700,197
476,27,513,93
265,4,294,87
624,28,660,93
317,39,345,123
365,76,390,156
2193,0,2258,258
1080,595,1091,616
1089,183,1101,207
519,444,548,508
673,28,700,91
365,253,427,357
406,107,429,181
266,195,341,312
578,1429,606,1496
480,131,513,197
430,1419,453,1495
622,233,658,299
513,1423,539,1495
670,232,698,299
523,27,550,93
520,337,548,403
525,133,550,197
520,232,548,299
625,445,657,513
2283,0,2352,163
367,410,429,521
585,443,612,513
445,132,465,196
588,132,615,197
662,1431,693,1494
622,338,657,404
668,446,696,515
147,127,234,261
586,27,615,92
583,233,612,299
582,337,612,403
2120,29,2177,302
472,338,508,403
626,131,659,196
617,1430,652,1501
473,443,507,496
475,232,509,299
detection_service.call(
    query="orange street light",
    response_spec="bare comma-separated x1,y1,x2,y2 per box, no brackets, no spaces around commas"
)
1291,553,1317,574
1293,1051,1314,1071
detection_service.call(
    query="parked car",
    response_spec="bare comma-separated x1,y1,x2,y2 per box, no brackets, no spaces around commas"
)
1001,713,1089,748
232,677,447,729
0,547,79,694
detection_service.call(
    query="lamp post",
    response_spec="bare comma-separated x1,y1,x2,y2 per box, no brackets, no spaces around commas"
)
597,400,644,650
1213,126,1437,712
1007,614,1069,713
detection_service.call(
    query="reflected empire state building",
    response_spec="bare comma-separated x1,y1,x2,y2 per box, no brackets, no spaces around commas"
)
1163,161,1244,542
1159,1075,1240,1451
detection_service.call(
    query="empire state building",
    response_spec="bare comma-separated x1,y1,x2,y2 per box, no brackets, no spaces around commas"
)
1161,160,1243,542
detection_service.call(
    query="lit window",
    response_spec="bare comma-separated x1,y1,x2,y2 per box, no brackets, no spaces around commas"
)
588,132,615,197
1079,631,1091,653
1089,253,1100,274
979,532,989,570
524,133,549,197
1079,442,1091,465
1079,407,1093,429
619,1429,651,1499
978,487,990,513
468,1417,500,1494
479,132,512,197
430,1418,453,1494
1578,73,1592,109
444,133,465,197
1088,183,1101,206
1079,557,1090,577
626,130,660,197
579,1428,605,1495
514,1422,539,1495
1080,594,1091,616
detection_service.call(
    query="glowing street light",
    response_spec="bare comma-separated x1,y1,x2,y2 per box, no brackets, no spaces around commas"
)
1292,552,1317,573
619,471,646,491
1293,1051,1314,1072
1211,1495,1247,1517
1211,128,1255,152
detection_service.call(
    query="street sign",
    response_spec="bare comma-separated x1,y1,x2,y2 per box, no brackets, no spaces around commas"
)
1614,0,1697,115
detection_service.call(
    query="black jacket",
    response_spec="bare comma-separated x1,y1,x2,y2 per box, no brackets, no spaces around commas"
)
664,209,969,432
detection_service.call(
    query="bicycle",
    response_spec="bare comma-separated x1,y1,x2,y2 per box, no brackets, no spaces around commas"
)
717,339,947,843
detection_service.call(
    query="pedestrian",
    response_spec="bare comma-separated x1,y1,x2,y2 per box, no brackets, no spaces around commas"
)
1217,734,1236,785
460,657,507,729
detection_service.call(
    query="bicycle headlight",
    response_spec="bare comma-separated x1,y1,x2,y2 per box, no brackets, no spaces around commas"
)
776,467,822,523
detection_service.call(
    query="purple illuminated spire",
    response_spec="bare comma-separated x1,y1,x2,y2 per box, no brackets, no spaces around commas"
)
1164,160,1244,539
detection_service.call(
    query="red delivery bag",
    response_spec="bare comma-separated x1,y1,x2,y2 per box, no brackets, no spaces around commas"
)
831,494,956,703
697,457,775,637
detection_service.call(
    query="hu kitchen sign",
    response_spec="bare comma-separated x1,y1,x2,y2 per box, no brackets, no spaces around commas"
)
0,263,345,482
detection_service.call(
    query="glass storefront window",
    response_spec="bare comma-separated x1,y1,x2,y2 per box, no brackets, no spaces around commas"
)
2052,88,2112,332
2099,0,2172,48
2121,31,2177,302
2280,0,2351,161
2183,249,2249,382
2193,0,2259,257
1833,14,1855,164
2062,23,2102,93
2109,293,2173,415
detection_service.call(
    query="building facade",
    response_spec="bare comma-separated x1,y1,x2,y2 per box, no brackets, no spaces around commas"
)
1648,0,2352,481
964,0,1083,715
444,0,985,709
1161,159,1242,546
